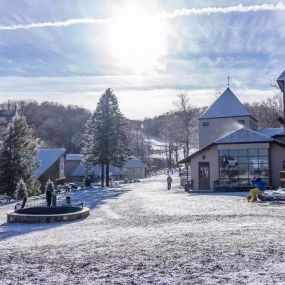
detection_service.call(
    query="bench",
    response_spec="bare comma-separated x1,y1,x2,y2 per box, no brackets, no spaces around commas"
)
0,194,12,203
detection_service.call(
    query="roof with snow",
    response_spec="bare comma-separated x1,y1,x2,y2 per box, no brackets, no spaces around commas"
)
215,127,274,144
125,156,148,169
178,127,285,164
35,149,66,178
66,154,83,161
256,128,284,138
71,164,125,177
199,88,255,120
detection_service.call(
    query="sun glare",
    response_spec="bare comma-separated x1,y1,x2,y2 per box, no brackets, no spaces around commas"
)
106,4,167,73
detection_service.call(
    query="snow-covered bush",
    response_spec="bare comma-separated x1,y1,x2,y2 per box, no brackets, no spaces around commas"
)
45,179,55,193
27,178,41,196
14,179,28,200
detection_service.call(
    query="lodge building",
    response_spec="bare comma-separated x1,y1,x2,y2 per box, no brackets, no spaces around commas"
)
180,87,285,191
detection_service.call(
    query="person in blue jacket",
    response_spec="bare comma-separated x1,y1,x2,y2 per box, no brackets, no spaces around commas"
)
247,177,266,202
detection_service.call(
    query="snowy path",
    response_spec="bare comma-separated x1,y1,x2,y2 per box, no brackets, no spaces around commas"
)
1,175,285,284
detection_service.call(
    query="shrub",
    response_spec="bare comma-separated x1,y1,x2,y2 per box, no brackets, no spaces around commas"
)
14,179,28,200
45,179,55,193
27,178,41,196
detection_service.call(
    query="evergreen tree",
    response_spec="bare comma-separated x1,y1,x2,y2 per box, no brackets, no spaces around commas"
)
0,116,39,196
82,88,128,186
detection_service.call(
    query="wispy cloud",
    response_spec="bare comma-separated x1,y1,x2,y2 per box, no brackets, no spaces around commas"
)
0,3,284,31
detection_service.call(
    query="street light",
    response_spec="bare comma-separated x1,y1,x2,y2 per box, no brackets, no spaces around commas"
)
277,70,285,131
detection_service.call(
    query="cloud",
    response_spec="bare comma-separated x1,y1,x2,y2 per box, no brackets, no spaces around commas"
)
0,3,284,31
0,76,278,119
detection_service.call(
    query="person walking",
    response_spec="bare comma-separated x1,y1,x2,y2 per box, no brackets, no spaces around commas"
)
65,188,71,205
167,175,173,190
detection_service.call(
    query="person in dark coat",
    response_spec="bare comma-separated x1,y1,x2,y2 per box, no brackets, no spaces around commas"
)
46,188,52,208
45,180,54,208
167,175,173,190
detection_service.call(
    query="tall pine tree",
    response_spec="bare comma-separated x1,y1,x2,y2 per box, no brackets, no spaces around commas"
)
82,88,128,186
0,116,39,196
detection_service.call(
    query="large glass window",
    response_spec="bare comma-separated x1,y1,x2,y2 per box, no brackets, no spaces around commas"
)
218,148,269,186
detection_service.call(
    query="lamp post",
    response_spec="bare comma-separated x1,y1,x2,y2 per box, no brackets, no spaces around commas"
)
277,70,285,131
182,148,189,180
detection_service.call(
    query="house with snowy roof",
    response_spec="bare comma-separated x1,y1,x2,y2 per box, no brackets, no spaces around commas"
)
35,148,66,186
65,155,147,182
69,163,126,183
179,88,285,191
64,153,84,181
123,156,148,179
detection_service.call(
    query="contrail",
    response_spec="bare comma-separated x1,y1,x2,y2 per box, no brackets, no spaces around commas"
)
0,2,284,31
0,18,112,31
160,2,285,18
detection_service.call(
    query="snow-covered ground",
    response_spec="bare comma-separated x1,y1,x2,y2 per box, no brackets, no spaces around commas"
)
1,175,285,284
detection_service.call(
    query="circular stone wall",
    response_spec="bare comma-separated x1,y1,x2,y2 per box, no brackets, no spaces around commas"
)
7,206,90,223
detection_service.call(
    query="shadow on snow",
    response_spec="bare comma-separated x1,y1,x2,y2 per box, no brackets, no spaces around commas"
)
0,185,130,241
188,191,248,197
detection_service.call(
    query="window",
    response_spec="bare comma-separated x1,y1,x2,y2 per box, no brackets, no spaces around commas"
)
238,120,245,125
218,148,269,186
202,121,209,126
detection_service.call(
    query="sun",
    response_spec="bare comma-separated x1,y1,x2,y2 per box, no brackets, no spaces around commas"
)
106,3,168,73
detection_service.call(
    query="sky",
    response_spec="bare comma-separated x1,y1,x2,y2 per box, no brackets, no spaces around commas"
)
0,0,285,119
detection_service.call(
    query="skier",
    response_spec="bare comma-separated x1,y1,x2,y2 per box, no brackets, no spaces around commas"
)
167,175,173,190
247,177,266,202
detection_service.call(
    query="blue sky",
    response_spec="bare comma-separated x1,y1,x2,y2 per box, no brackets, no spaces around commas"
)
0,0,285,119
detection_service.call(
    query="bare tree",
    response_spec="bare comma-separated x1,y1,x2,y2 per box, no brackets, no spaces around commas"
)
245,93,283,128
174,93,200,156
126,120,148,161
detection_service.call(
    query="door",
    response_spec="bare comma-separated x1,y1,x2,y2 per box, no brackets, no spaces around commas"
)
199,162,210,190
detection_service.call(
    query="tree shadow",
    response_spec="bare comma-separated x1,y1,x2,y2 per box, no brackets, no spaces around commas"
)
0,186,130,241
257,200,285,207
188,191,248,197
71,186,130,210
187,191,285,207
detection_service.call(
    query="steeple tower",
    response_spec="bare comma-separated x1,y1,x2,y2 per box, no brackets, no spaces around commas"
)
198,88,257,149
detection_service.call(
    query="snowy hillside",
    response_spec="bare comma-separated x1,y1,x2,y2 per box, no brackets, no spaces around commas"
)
145,136,198,160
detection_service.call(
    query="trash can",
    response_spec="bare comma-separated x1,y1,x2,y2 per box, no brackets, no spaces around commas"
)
184,181,191,192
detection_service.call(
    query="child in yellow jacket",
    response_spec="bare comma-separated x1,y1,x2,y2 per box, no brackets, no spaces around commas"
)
247,177,266,202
